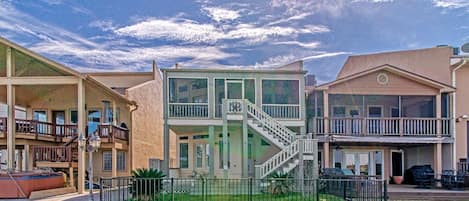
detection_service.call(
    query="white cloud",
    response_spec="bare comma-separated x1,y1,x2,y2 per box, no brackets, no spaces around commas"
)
89,20,116,32
432,0,469,9
114,18,329,44
266,12,312,26
273,41,321,48
114,18,223,43
302,52,350,60
202,6,240,22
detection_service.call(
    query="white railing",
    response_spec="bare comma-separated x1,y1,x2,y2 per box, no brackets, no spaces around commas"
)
255,139,299,178
301,139,315,154
168,103,209,118
314,117,452,137
262,104,300,119
244,100,296,145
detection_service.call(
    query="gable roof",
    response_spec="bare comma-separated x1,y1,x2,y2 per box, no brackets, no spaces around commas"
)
0,36,135,105
316,64,455,92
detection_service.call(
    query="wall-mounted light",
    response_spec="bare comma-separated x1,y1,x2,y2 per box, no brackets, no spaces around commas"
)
456,114,468,123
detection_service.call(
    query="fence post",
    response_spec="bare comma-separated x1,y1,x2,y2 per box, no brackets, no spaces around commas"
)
316,179,319,201
202,178,206,201
249,178,253,201
383,180,388,201
171,178,174,201
343,180,347,200
99,178,103,201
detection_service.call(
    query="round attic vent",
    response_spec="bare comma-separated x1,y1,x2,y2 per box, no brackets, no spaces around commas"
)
377,73,389,85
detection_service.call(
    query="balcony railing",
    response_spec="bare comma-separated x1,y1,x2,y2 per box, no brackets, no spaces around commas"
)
96,124,129,142
314,117,451,137
173,101,300,119
262,104,300,119
0,119,128,142
168,103,208,118
32,145,75,162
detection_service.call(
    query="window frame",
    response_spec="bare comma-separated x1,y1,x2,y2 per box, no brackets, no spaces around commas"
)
102,151,112,171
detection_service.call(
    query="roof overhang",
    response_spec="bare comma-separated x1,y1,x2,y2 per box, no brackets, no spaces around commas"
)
316,64,455,93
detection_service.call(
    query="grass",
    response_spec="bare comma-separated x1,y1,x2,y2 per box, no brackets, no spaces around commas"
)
127,192,343,201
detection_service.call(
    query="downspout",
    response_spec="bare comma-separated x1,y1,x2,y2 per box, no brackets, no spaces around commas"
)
452,58,467,170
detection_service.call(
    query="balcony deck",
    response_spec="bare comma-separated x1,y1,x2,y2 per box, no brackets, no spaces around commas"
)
0,118,129,143
313,117,452,143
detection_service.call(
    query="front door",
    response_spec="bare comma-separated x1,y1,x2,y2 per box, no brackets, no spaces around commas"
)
52,111,65,135
226,80,244,99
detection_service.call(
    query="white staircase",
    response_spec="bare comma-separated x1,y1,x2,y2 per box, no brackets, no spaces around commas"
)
244,101,296,148
224,99,315,179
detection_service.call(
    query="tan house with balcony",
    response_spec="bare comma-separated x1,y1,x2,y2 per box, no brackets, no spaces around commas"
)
309,46,461,182
0,37,168,195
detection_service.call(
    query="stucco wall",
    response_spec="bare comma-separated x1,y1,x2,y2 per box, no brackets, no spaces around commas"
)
338,47,453,86
329,70,439,96
127,78,177,170
455,65,469,161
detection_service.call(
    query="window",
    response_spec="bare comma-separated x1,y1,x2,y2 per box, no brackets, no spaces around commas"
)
88,110,101,135
179,143,189,168
117,151,126,171
368,106,382,117
178,85,188,92
103,101,112,124
332,106,345,117
219,140,230,169
103,151,112,171
70,110,78,124
244,79,255,103
149,159,161,170
169,78,208,103
33,110,47,122
262,80,299,104
195,144,203,168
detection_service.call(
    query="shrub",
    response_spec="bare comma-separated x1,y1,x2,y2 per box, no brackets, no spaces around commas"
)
130,168,166,201
267,172,293,196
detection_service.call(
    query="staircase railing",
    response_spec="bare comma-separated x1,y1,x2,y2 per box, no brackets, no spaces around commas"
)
244,100,296,145
254,139,296,178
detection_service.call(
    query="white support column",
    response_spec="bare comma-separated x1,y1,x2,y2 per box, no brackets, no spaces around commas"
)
435,143,442,182
323,90,330,168
24,144,31,171
112,101,117,126
242,101,248,178
6,84,15,171
208,126,215,178
222,99,229,178
77,79,86,194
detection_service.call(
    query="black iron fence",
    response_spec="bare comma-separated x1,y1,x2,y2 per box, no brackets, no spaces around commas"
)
100,177,387,201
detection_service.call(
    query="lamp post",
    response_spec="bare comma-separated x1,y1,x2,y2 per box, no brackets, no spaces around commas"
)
78,133,101,201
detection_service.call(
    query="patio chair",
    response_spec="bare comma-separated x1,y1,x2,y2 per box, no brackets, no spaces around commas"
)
413,168,434,188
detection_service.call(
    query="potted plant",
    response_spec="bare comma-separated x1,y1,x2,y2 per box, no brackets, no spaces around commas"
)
392,175,404,184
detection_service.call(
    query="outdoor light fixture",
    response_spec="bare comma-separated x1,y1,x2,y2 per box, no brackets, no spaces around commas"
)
82,132,101,201
456,114,468,122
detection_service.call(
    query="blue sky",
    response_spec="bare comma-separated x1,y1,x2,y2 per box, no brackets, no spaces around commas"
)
0,0,468,83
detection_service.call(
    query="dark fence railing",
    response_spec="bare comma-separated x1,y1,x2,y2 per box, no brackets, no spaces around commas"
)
100,177,387,201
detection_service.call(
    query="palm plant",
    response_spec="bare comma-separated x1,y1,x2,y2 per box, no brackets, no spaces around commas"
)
130,168,166,201
267,171,293,196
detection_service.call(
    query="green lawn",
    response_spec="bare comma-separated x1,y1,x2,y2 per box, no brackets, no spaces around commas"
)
127,193,343,201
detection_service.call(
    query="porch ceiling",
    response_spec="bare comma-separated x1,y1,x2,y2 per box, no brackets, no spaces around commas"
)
0,85,76,107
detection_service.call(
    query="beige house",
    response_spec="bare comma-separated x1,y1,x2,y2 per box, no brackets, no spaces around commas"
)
309,46,464,182
0,37,169,194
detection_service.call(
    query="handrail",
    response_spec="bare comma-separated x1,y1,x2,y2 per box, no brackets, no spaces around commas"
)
314,117,452,136
244,100,296,144
32,145,73,162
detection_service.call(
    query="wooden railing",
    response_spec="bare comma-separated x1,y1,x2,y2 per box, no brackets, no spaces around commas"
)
96,124,129,142
262,104,300,119
15,119,78,138
32,145,74,162
314,117,452,137
168,103,208,118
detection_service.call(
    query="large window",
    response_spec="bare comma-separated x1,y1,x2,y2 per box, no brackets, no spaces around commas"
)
169,78,208,103
117,151,126,171
402,96,435,117
195,144,203,168
179,143,189,168
262,80,299,104
103,151,112,171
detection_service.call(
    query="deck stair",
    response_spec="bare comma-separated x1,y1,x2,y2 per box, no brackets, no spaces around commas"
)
224,99,316,179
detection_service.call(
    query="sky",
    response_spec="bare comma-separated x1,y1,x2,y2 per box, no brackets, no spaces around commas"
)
0,0,468,83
